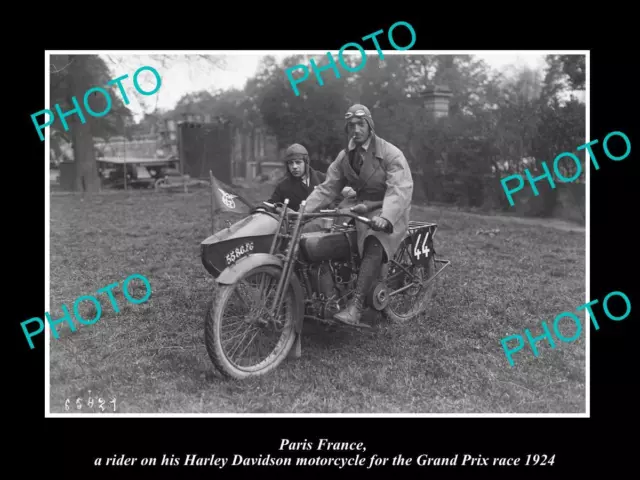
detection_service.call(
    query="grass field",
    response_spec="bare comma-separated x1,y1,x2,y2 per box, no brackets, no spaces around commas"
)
48,181,586,414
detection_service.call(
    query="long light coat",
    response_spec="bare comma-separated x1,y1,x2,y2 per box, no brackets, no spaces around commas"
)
303,134,413,261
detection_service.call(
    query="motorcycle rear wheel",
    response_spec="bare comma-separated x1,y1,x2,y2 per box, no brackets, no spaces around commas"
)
204,265,297,380
383,244,437,323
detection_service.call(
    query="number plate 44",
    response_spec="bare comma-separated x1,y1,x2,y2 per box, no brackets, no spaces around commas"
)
409,227,435,265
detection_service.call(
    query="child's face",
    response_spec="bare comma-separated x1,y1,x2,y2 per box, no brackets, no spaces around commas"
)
287,159,305,177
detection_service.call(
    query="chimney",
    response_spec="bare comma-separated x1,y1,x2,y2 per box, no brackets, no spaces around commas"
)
420,85,453,119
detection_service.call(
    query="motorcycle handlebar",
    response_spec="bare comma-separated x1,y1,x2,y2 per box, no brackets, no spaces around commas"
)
260,202,392,233
309,208,392,233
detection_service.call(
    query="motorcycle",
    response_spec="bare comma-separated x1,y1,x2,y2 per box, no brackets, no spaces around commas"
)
200,198,451,380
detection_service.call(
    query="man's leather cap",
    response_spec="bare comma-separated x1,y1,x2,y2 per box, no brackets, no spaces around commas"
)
285,143,309,160
344,104,375,131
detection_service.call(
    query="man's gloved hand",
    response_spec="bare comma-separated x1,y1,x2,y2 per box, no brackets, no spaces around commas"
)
350,203,368,214
341,186,356,198
371,216,390,231
273,203,289,215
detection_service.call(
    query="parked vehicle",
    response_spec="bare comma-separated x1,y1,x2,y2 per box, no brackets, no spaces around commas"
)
106,165,156,189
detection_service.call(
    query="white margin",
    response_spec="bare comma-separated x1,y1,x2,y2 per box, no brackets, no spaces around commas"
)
584,50,590,418
45,50,51,417
43,49,590,418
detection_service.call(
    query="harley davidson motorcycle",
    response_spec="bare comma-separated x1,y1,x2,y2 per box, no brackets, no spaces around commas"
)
200,198,450,380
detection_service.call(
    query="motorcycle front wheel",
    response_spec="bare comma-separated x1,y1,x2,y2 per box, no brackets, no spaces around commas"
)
204,265,297,380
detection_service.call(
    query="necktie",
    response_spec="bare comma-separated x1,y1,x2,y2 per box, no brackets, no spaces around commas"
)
352,148,363,175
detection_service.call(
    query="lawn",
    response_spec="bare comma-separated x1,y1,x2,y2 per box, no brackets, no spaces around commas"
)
48,181,586,414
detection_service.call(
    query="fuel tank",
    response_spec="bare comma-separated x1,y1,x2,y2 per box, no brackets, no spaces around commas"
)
299,230,358,263
200,212,280,277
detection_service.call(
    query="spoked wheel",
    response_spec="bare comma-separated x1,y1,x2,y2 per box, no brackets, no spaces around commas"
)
382,241,437,322
204,265,297,380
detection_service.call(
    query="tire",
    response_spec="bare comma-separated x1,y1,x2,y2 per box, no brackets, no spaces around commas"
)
382,243,437,323
204,265,298,380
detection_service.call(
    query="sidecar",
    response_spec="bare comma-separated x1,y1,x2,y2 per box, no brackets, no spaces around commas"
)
200,210,284,279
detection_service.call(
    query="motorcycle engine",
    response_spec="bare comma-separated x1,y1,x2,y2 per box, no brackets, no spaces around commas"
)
308,262,358,319
331,261,356,288
309,263,337,300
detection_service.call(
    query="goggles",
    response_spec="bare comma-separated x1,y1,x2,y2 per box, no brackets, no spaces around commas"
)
345,110,368,119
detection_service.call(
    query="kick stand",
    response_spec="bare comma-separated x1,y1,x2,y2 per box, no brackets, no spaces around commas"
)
290,332,302,359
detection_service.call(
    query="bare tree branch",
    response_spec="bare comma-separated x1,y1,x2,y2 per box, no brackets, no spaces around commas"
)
50,58,75,74
105,55,120,66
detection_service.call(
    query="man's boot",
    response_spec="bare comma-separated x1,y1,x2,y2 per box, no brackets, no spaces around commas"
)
333,291,366,326
333,237,383,327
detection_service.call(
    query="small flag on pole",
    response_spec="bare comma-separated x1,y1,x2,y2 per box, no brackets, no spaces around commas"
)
209,171,252,215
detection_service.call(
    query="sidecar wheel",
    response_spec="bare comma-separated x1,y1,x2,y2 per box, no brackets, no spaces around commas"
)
204,265,297,380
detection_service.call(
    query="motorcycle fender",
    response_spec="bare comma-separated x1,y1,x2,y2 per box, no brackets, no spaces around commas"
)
215,253,305,334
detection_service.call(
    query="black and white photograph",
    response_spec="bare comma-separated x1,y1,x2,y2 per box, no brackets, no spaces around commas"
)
44,50,588,416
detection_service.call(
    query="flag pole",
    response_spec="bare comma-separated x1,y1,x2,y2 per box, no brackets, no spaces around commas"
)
209,170,216,234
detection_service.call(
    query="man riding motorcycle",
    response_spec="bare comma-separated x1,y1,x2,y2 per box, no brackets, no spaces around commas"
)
298,104,414,327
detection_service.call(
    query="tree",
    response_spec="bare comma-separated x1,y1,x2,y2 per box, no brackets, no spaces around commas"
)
120,52,585,215
49,54,130,191
102,54,227,116
48,54,226,192
253,54,350,160
541,54,585,100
